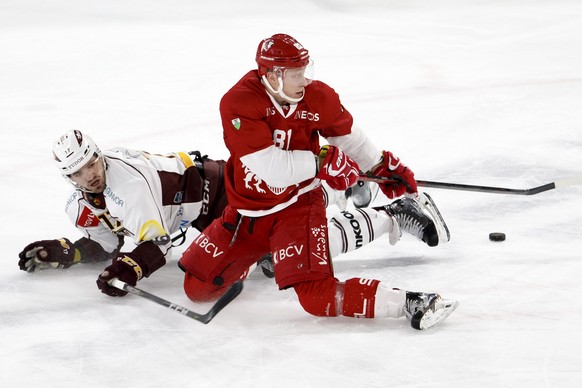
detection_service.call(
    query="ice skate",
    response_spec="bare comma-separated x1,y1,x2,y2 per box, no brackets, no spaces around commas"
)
416,192,450,244
404,291,459,330
379,193,449,247
257,254,275,278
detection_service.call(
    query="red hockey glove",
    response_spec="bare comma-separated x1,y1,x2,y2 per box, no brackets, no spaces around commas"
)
97,254,144,297
18,238,80,273
371,150,418,199
316,145,360,191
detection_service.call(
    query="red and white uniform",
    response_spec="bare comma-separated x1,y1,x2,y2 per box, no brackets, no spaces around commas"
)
222,71,381,216
179,71,405,319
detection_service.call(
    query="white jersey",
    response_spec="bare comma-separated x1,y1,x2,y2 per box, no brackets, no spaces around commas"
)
64,148,205,258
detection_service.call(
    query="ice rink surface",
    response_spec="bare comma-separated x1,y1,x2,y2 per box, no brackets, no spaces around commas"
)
1,1,582,387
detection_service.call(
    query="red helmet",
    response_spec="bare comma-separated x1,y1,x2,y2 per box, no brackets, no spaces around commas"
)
256,34,310,76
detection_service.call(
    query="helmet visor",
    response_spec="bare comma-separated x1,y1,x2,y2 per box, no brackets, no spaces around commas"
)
281,59,314,86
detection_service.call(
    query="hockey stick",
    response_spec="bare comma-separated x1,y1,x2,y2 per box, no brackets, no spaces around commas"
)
110,279,243,324
359,174,582,196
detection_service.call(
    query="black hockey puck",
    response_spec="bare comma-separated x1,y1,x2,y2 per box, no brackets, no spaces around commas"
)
489,232,506,242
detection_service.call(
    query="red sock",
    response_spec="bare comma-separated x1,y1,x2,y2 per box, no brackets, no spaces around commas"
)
341,278,380,318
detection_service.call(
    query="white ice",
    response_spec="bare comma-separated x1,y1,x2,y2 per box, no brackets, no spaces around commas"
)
1,1,582,387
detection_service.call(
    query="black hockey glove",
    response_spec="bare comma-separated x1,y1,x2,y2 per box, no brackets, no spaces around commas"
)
18,238,80,273
96,241,166,297
96,254,144,297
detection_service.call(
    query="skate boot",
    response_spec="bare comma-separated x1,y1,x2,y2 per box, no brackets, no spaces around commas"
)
346,181,379,208
257,254,275,279
404,291,459,330
379,193,449,246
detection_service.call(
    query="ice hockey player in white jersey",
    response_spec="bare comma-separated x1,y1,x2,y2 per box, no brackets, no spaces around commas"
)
18,130,449,298
18,130,232,296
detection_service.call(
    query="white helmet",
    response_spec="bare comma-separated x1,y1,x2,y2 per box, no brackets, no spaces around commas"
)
52,130,101,176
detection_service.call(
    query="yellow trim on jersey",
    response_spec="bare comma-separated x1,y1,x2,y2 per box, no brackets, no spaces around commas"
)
137,220,168,242
177,152,194,168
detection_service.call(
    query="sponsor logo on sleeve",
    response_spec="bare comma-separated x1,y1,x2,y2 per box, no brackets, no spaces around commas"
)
65,191,78,212
77,206,100,228
104,187,124,207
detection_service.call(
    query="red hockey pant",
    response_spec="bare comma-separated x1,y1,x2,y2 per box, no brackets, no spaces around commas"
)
180,188,381,318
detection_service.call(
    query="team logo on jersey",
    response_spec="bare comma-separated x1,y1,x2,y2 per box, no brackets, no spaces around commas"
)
242,165,266,194
266,184,287,195
241,164,292,196
231,118,241,130
98,210,132,236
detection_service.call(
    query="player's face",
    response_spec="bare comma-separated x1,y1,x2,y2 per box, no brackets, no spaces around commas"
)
281,67,309,100
69,154,106,192
266,64,313,104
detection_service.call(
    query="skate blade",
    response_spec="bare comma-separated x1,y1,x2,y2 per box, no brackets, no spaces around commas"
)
418,192,450,243
415,298,459,330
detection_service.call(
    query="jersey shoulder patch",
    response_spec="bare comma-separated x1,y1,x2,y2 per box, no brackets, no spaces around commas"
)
77,205,100,228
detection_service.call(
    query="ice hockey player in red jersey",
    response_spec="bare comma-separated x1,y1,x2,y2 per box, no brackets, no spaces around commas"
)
18,130,406,296
178,34,458,329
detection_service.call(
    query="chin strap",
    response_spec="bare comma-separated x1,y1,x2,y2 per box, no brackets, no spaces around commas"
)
261,75,303,104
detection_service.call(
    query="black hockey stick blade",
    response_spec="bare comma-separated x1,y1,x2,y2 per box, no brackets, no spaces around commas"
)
359,174,582,196
110,279,243,324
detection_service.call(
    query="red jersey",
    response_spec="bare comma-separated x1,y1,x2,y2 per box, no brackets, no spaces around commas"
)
220,70,355,215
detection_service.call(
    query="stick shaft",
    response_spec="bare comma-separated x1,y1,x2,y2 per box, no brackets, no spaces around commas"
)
358,174,578,196
110,279,242,324
415,179,555,195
